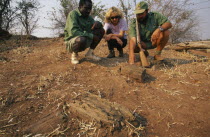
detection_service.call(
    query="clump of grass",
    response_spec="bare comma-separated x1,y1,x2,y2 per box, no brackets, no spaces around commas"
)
77,119,98,137
160,63,188,78
204,63,210,77
37,73,55,92
12,46,32,55
177,50,209,62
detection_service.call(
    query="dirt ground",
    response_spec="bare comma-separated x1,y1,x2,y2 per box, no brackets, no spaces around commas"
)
0,37,210,137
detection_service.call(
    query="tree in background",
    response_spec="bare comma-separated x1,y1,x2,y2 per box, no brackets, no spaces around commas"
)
0,0,11,30
118,0,132,26
146,0,198,43
117,0,199,43
16,0,40,35
61,0,78,17
91,1,106,22
3,5,19,31
48,0,78,35
0,0,18,39
0,0,13,31
49,0,106,36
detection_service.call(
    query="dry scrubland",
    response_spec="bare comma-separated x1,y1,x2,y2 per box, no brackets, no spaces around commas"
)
0,37,210,137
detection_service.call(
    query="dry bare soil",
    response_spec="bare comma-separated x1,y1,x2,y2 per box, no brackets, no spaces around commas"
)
0,37,210,137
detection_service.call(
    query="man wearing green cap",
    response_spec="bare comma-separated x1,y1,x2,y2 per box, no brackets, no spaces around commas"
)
129,1,172,64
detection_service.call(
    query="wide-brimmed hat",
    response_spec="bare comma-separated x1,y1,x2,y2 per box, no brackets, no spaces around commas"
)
134,1,148,14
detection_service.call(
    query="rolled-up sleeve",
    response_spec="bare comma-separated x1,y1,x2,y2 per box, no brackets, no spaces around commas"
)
155,12,170,26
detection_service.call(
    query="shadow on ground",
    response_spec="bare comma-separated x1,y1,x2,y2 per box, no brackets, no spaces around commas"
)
80,53,129,67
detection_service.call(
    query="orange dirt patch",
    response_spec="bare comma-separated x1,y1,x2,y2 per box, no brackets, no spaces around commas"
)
0,38,210,136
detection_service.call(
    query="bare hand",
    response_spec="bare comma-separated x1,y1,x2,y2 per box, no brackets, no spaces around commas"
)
140,41,147,49
105,34,112,41
116,38,123,46
151,29,162,46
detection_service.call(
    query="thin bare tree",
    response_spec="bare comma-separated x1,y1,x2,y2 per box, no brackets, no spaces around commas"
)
91,1,106,22
146,0,198,43
48,0,78,35
49,0,106,36
17,0,40,35
0,0,12,30
118,0,130,25
117,0,199,43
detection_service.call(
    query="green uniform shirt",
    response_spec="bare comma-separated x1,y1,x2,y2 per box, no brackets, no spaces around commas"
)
129,12,170,42
64,8,94,41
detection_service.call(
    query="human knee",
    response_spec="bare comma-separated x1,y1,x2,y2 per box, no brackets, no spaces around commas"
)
106,28,112,34
93,29,105,40
75,36,87,44
156,30,170,44
163,30,170,39
72,37,87,52
92,21,103,29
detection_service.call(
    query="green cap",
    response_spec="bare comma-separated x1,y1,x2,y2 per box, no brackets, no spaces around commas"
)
134,1,148,14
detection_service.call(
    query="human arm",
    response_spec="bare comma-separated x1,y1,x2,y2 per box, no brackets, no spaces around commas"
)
104,30,125,40
104,32,123,45
103,31,124,45
151,22,172,46
151,12,172,46
104,19,127,41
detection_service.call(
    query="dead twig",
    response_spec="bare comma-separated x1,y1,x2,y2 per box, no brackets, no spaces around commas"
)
47,125,69,137
132,106,141,114
0,122,20,129
125,120,145,137
0,115,12,122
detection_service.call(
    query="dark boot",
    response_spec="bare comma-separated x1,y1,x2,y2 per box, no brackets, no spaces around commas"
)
107,50,115,58
118,49,123,57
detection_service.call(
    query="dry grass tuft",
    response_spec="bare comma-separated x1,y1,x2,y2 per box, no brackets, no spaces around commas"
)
37,74,55,92
12,46,33,55
160,63,188,78
77,119,98,137
46,125,69,137
126,120,145,137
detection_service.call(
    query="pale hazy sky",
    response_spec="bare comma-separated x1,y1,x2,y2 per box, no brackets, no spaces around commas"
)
33,0,210,40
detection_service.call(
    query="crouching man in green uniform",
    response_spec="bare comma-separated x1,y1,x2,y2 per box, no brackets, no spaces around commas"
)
64,0,105,64
129,1,172,64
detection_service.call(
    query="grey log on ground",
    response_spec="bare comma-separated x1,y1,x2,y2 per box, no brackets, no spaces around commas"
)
69,93,147,133
69,93,134,124
170,41,210,51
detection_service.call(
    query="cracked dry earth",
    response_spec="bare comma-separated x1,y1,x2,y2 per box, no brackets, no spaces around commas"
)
0,37,210,137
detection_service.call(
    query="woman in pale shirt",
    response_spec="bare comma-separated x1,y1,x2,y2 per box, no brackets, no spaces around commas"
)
104,7,128,58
